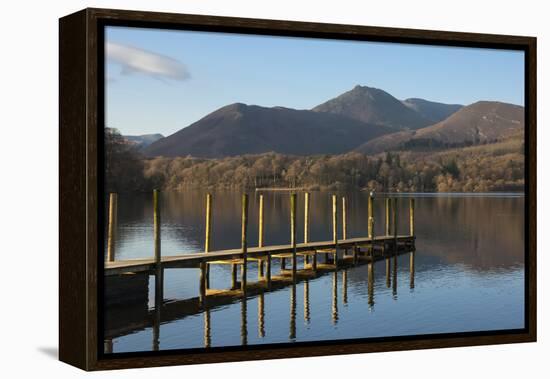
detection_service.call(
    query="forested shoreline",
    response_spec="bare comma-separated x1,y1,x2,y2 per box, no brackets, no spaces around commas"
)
105,128,524,193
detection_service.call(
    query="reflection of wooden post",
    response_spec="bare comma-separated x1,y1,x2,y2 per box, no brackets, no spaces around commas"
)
392,254,398,298
241,194,249,293
107,193,118,262
409,198,415,236
342,196,347,240
153,189,161,264
204,309,211,348
343,270,348,304
153,267,163,351
385,257,391,288
304,192,310,264
368,194,374,239
304,280,310,324
290,193,297,280
240,298,247,346
409,251,415,289
385,198,391,236
258,293,265,338
368,262,374,308
205,193,212,288
332,194,338,267
290,284,296,339
258,195,264,278
331,271,338,324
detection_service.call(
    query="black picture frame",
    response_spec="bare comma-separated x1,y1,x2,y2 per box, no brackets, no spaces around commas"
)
59,7,536,371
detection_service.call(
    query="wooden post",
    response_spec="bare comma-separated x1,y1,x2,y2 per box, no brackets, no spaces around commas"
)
304,192,310,243
332,194,338,268
153,189,161,264
231,264,237,290
409,198,415,236
290,193,297,280
304,192,310,265
266,253,272,289
205,193,212,252
392,198,398,249
258,194,264,278
107,193,118,262
240,194,249,293
199,261,207,304
368,194,374,239
342,196,347,240
385,198,391,236
205,193,212,288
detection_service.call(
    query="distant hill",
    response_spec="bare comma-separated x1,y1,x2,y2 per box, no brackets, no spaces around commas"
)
143,103,396,158
124,133,164,148
355,101,524,154
312,85,457,130
401,98,463,124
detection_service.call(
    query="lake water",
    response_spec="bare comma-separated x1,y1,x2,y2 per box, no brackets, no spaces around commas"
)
103,191,525,354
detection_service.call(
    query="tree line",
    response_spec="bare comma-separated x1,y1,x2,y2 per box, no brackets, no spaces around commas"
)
105,128,524,193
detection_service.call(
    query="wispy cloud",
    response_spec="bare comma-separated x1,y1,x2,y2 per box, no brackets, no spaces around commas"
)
106,41,190,81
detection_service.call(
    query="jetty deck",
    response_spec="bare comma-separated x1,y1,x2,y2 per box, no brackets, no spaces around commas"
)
105,235,414,276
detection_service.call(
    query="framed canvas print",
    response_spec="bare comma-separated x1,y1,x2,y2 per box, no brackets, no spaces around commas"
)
59,8,536,371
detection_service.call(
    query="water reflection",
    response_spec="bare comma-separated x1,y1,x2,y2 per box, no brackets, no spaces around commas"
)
104,192,525,353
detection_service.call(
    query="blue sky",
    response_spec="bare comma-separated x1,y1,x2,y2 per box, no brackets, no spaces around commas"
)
105,26,525,137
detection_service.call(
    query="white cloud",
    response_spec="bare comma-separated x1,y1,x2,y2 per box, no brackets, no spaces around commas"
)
106,41,190,81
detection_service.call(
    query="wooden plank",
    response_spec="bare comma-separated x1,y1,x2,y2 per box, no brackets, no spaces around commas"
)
105,235,415,275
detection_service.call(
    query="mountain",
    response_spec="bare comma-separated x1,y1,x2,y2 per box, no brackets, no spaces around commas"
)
143,103,396,158
312,85,444,130
401,98,463,124
355,101,524,154
124,133,164,148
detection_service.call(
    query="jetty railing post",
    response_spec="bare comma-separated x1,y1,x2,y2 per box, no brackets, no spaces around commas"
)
290,193,297,281
332,194,338,268
258,194,264,278
392,198,398,251
304,192,310,265
204,193,212,289
368,194,374,255
385,198,391,236
342,196,347,240
240,194,249,293
153,189,163,309
368,194,374,239
107,192,118,262
266,252,272,289
153,189,161,265
409,198,415,237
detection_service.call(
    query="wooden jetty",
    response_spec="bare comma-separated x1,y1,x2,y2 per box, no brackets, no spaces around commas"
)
103,191,416,350
105,190,415,290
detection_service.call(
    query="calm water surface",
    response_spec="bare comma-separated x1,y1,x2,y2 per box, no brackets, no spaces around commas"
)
103,191,525,353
